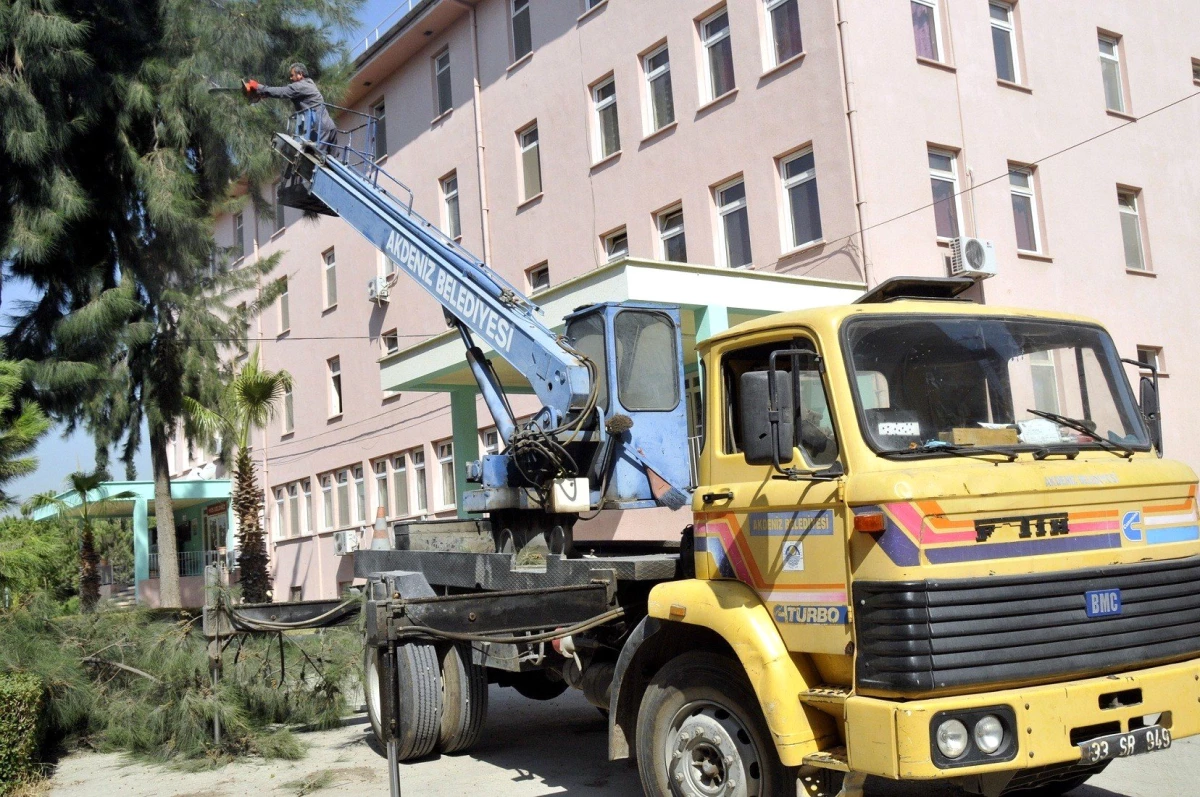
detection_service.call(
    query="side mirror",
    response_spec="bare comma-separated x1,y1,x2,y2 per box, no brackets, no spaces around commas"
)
740,371,794,466
1140,375,1163,455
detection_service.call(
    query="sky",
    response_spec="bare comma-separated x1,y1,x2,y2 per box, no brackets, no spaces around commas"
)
2,2,407,506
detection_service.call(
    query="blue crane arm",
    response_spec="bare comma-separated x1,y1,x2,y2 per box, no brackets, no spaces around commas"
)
272,131,592,434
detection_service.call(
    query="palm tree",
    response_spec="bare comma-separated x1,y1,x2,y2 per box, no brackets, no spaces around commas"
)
187,348,291,603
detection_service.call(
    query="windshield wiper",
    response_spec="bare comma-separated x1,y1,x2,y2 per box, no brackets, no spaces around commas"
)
1025,409,1136,459
878,441,1018,463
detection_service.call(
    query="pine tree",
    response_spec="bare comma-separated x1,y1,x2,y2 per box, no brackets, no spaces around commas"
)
1,0,361,607
0,345,50,508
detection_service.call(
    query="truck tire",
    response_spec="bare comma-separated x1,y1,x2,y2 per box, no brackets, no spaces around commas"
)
635,651,794,797
362,642,443,760
438,643,489,754
363,645,385,745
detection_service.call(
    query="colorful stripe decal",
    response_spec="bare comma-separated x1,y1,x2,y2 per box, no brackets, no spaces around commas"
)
924,532,1122,564
1146,526,1200,545
695,534,736,578
870,506,921,567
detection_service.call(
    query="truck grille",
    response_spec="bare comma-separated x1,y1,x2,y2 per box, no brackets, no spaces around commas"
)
854,555,1200,695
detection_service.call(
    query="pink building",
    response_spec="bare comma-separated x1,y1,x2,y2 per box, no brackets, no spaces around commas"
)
184,0,1200,601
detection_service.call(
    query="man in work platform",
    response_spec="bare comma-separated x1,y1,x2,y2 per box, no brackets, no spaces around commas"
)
244,63,337,146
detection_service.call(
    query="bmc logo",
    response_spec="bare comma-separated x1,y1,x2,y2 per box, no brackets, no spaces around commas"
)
1085,588,1122,618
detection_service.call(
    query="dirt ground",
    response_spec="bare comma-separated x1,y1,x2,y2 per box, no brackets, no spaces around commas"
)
48,685,1198,796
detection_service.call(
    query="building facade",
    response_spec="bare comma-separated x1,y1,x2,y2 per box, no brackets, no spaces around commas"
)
187,0,1200,601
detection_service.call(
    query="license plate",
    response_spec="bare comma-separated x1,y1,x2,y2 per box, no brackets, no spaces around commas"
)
1077,725,1172,764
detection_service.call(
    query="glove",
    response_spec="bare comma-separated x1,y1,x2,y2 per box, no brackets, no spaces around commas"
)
242,79,261,104
245,79,261,91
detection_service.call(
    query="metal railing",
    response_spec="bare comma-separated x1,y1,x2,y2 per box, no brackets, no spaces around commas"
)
149,550,237,579
98,563,133,587
350,0,424,60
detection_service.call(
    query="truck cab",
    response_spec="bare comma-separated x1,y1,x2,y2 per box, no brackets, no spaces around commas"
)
623,295,1198,796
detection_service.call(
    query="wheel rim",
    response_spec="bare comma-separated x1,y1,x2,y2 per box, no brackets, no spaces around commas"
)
365,648,382,727
665,700,763,797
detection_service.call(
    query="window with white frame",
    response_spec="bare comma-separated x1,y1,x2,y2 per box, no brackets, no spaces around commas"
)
928,148,961,239
1008,165,1041,253
336,469,350,527
437,442,455,507
911,0,942,62
301,480,312,534
288,484,300,538
483,429,500,455
1193,58,1200,84
274,184,286,232
990,2,1019,83
374,460,389,517
592,76,620,160
1136,346,1163,373
644,45,674,132
1117,188,1146,271
392,455,410,516
527,262,550,293
328,357,343,416
323,248,337,307
434,49,452,116
701,8,735,101
781,148,822,248
1029,350,1060,414
233,212,245,260
441,172,460,239
354,465,366,523
1099,34,1125,113
282,385,294,435
518,123,541,200
511,0,532,61
657,206,686,263
274,488,285,537
584,0,604,9
278,277,289,332
604,228,628,262
412,449,428,514
715,178,752,268
765,0,802,67
321,475,333,529
382,329,400,356
372,100,387,160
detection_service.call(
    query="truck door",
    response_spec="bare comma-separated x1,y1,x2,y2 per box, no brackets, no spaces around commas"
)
696,334,851,655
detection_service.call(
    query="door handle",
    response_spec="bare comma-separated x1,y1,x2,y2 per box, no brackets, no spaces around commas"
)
701,489,735,504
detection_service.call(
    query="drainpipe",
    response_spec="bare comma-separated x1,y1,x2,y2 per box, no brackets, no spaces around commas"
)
834,0,872,286
455,0,492,265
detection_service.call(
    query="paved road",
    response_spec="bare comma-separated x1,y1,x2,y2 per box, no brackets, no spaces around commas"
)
51,686,1196,795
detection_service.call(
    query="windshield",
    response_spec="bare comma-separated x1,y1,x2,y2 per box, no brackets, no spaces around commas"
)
843,315,1149,454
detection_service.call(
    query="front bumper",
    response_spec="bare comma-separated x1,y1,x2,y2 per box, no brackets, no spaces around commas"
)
844,657,1200,779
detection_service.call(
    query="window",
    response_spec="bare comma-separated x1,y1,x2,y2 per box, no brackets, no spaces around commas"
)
614,311,680,411
301,480,312,534
584,0,604,9
644,45,674,132
1008,165,1041,253
483,429,500,455
701,8,735,100
1028,349,1060,413
1099,34,1125,113
233,212,245,260
374,460,389,517
321,475,333,529
765,0,802,66
1193,58,1200,84
990,2,1019,83
511,0,532,61
1117,189,1146,271
323,248,337,307
372,101,387,160
437,442,455,507
274,488,285,537
716,178,752,267
527,262,550,293
336,469,350,527
282,386,294,434
911,0,942,62
657,206,687,263
781,148,822,248
518,123,541,200
278,277,290,331
604,228,628,262
288,484,300,538
382,329,400,356
441,173,460,239
328,357,343,416
928,148,961,239
1136,346,1163,373
592,76,620,160
434,50,452,116
412,449,428,514
274,184,286,232
289,586,302,602
354,465,366,523
392,455,410,517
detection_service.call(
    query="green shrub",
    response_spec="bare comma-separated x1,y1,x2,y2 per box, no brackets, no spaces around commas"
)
0,672,43,793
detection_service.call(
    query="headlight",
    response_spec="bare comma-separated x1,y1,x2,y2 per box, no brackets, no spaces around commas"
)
936,719,970,759
974,715,1005,754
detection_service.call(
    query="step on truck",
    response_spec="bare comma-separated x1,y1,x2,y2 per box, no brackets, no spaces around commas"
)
268,109,1200,797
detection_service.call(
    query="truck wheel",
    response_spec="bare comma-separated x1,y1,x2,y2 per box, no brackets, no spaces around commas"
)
438,643,489,754
636,651,793,797
363,645,385,745
363,642,443,760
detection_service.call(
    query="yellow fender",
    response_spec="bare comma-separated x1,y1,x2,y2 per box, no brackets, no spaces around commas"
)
646,579,837,767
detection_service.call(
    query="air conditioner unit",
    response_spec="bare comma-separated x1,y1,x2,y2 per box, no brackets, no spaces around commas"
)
949,237,997,278
333,529,360,556
368,276,390,303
